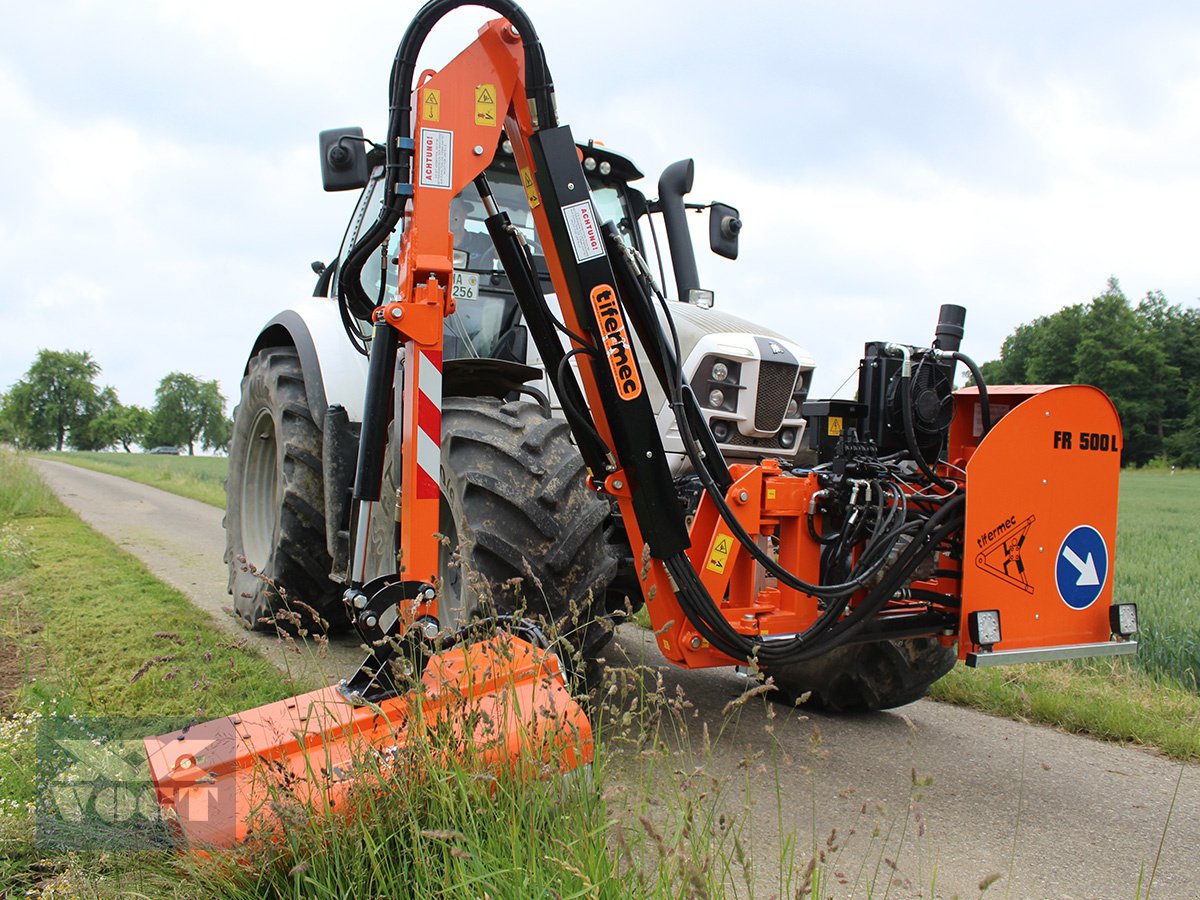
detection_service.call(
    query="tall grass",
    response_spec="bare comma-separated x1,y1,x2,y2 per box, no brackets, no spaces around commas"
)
0,452,696,897
0,449,63,520
1115,469,1200,691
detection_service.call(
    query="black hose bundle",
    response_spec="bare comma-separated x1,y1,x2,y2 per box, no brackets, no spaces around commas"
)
338,0,557,329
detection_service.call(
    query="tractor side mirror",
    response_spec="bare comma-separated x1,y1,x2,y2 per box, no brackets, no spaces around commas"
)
709,202,742,260
319,127,370,192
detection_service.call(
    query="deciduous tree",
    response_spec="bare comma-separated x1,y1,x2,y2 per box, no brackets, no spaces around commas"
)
90,402,154,452
2,350,106,451
151,373,229,455
979,279,1198,467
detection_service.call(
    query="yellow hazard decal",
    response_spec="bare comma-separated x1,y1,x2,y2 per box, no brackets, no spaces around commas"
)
828,415,843,436
474,84,497,126
520,166,540,208
422,88,440,122
706,533,734,574
767,488,777,500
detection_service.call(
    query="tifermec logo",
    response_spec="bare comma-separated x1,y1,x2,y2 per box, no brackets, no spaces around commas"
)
589,284,642,400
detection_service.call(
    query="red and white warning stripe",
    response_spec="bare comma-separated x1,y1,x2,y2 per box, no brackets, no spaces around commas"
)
415,348,442,500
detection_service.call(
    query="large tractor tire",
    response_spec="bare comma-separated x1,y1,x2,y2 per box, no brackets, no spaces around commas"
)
224,347,343,633
768,637,958,713
365,397,618,676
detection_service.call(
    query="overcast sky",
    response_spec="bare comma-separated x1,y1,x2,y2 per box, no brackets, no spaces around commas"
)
2,0,1197,412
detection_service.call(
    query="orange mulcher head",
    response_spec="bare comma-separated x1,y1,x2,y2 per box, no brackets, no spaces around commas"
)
143,635,592,848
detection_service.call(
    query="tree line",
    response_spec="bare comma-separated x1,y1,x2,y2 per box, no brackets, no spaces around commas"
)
0,349,232,456
979,278,1200,467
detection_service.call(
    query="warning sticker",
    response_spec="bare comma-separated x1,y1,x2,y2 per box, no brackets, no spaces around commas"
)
828,416,843,436
422,88,440,122
418,128,453,190
561,199,604,262
521,166,540,208
474,84,497,126
706,533,734,574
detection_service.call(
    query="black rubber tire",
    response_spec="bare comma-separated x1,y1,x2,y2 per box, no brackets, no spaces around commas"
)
224,347,343,633
365,397,618,673
768,637,958,713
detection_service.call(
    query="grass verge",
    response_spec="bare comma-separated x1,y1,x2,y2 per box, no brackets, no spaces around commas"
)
35,451,228,508
930,658,1200,760
0,451,649,897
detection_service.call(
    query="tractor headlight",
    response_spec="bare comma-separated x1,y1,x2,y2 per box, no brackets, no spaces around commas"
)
711,362,729,382
709,389,725,409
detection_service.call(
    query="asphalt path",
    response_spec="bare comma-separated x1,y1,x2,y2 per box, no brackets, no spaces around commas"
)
31,458,1199,899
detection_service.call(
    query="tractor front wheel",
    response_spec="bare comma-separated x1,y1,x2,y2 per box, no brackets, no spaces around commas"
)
365,397,618,680
224,347,343,633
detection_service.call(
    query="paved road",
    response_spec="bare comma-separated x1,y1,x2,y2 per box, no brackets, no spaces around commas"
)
31,458,1199,899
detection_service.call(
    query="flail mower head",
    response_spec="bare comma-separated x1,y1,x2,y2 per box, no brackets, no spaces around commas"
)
144,635,591,848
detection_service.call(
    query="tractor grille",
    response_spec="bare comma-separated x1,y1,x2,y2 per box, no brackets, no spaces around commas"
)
754,361,800,432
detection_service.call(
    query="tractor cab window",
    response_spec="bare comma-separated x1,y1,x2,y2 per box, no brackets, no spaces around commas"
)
589,183,637,248
453,169,538,268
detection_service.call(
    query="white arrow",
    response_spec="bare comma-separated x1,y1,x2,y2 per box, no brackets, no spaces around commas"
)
1062,545,1100,586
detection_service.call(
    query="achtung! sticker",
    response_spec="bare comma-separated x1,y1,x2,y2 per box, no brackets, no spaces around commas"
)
828,416,843,436
706,533,734,574
422,88,441,122
418,128,453,189
562,199,604,262
474,84,497,126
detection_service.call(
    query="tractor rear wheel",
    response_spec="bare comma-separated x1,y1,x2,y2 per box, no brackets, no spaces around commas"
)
365,397,618,678
768,637,958,713
224,347,343,633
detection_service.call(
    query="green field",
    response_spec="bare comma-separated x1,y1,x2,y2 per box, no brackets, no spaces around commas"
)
1114,469,1200,691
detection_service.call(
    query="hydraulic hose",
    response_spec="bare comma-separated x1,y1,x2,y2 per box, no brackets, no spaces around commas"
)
951,350,992,436
665,494,964,666
890,344,956,491
341,0,556,325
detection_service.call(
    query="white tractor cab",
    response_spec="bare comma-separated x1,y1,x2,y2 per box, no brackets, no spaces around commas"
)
315,135,813,463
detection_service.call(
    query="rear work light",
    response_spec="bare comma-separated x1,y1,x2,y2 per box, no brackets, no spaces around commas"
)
1110,603,1138,637
968,609,1002,649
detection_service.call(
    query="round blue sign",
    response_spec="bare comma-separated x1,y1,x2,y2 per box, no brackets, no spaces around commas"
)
1055,525,1108,610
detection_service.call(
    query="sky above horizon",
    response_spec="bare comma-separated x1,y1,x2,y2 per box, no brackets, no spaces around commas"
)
2,1,1197,411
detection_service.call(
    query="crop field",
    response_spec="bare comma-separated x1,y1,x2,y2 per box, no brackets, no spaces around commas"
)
1115,469,1200,691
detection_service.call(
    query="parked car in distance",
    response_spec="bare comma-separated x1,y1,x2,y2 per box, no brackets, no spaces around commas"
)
148,446,182,455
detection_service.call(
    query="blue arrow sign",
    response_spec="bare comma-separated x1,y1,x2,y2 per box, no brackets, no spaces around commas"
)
1055,525,1109,610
